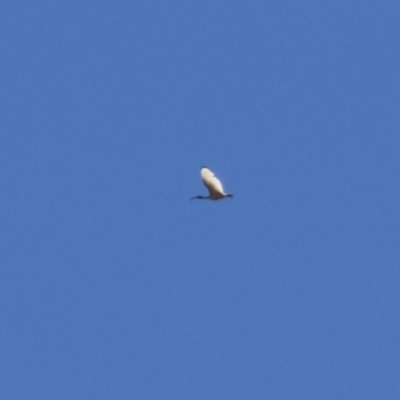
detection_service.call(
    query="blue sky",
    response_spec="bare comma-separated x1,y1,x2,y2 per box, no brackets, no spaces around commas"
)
1,2,399,399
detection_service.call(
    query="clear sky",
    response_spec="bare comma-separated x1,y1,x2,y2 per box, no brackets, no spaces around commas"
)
1,2,399,399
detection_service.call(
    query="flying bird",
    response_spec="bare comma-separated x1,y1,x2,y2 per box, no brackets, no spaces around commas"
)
191,167,233,200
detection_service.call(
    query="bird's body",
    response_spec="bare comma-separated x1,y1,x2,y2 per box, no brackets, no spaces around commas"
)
191,167,233,200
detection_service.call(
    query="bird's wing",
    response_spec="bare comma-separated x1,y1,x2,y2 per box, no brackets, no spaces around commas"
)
201,167,224,195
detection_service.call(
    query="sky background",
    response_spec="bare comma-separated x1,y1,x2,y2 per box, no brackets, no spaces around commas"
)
1,2,399,399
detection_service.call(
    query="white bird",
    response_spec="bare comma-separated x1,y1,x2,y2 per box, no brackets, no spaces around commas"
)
191,167,233,200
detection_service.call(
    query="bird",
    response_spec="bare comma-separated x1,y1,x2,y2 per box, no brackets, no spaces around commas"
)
190,167,233,200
